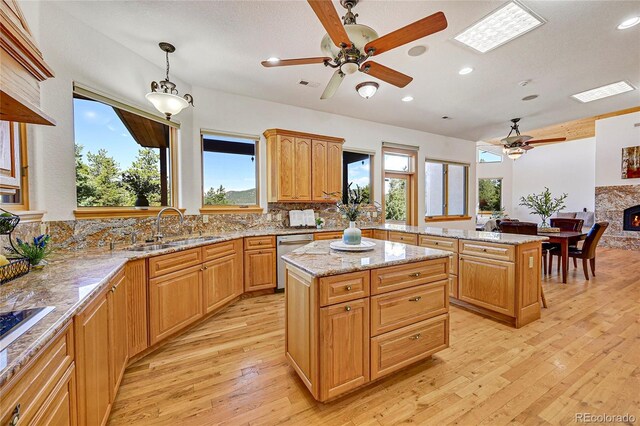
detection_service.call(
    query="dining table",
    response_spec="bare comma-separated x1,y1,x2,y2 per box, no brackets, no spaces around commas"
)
538,230,588,283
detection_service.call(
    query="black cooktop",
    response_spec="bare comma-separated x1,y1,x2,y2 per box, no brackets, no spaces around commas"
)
0,307,55,351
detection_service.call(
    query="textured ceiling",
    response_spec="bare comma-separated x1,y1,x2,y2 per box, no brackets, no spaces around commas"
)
53,1,640,141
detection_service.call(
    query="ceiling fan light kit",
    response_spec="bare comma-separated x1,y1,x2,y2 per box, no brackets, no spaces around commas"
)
146,42,194,120
500,118,567,160
356,81,378,99
262,0,447,99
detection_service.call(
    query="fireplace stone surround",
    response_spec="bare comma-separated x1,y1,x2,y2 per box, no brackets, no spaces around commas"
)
595,185,640,250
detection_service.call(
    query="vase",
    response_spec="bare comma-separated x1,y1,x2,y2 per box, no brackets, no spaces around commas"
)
31,259,48,270
343,221,362,245
134,194,150,210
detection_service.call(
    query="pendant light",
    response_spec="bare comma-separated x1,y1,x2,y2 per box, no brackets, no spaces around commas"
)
356,82,379,99
146,42,194,120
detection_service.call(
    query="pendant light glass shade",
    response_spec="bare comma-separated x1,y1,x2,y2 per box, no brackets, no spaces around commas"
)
507,147,525,160
356,82,379,99
145,92,189,118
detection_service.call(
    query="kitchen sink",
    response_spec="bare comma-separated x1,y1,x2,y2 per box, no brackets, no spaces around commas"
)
166,236,220,246
125,243,174,252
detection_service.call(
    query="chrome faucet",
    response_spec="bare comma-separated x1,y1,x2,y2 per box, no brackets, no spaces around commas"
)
155,207,184,241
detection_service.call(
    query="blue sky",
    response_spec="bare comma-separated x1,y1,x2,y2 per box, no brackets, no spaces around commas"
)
203,151,256,192
347,157,370,188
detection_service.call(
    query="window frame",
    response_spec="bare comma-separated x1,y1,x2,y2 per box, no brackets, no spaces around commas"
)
424,158,471,223
0,122,37,216
72,86,180,219
477,148,503,163
477,177,503,214
199,131,262,214
342,149,375,206
382,147,418,226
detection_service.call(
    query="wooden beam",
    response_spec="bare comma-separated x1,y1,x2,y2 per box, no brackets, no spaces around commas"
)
486,106,640,145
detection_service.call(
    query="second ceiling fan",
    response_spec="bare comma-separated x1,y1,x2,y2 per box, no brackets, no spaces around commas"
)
261,0,448,99
501,118,567,160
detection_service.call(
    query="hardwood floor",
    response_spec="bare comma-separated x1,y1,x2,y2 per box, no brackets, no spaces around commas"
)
109,248,640,425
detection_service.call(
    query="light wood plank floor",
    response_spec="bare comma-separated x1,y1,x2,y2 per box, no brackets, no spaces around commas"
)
109,248,640,425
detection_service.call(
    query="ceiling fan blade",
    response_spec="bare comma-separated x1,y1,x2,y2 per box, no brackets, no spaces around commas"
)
521,145,535,151
360,61,412,88
261,57,331,67
364,11,447,56
527,138,567,144
307,0,351,47
320,70,345,99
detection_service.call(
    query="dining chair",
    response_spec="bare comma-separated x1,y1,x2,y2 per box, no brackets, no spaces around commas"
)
549,218,585,268
548,222,609,281
499,221,549,308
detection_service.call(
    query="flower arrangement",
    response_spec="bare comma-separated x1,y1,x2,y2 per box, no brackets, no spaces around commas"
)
122,171,159,208
519,187,567,227
5,234,53,267
334,183,366,222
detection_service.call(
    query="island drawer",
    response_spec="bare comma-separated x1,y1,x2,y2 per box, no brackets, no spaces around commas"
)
244,235,275,250
361,229,373,238
418,235,458,253
373,230,388,241
0,322,74,426
203,239,240,261
319,271,370,307
148,247,203,278
387,231,418,245
370,314,449,380
459,240,515,262
370,258,448,295
370,280,448,336
313,231,343,241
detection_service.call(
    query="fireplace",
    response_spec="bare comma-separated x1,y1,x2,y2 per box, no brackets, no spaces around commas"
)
623,205,640,231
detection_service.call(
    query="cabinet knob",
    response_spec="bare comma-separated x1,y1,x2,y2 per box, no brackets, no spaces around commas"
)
408,272,421,278
110,286,116,293
435,242,439,245
410,333,421,340
345,306,351,312
8,404,20,426
482,248,488,252
409,296,422,302
203,265,208,270
345,285,352,291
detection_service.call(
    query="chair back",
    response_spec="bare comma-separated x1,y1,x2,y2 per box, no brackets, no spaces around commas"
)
550,218,584,231
499,221,538,235
581,222,609,259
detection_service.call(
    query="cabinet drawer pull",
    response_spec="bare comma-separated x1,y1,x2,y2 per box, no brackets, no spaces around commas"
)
434,242,439,245
482,248,488,252
8,404,20,426
345,306,351,311
345,285,352,291
110,286,116,293
203,265,208,270
409,296,422,302
409,333,421,340
408,272,421,278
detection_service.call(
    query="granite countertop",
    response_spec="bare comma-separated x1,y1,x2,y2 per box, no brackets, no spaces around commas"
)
282,239,451,277
0,223,546,386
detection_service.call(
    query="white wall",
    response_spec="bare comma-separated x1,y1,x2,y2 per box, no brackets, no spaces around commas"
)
476,145,514,216
595,112,640,187
510,138,596,223
21,2,477,228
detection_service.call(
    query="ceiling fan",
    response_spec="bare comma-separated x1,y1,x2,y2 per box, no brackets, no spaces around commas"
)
261,0,448,99
501,118,566,160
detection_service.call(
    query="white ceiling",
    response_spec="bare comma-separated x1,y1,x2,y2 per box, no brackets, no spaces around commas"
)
54,1,640,141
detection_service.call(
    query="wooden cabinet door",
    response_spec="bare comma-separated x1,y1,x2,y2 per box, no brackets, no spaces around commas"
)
108,271,128,400
277,135,296,201
294,137,312,200
149,265,203,345
319,298,369,401
311,140,328,201
203,250,243,314
459,255,515,316
244,248,277,291
31,365,77,426
326,142,342,201
75,293,111,426
125,259,148,358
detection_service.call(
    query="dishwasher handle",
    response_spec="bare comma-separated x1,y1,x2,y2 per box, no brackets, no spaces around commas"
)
278,239,311,245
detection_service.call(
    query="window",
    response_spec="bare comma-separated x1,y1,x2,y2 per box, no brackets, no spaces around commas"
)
342,151,373,204
425,159,470,221
478,178,502,212
0,121,28,210
383,147,417,225
478,148,502,163
73,90,175,214
201,132,260,212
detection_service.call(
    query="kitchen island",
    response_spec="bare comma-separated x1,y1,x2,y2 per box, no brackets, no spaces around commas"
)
282,239,452,402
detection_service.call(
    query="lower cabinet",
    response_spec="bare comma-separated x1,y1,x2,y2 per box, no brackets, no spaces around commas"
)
108,270,128,398
149,265,203,344
459,254,515,316
244,248,277,291
203,240,244,313
31,365,77,426
319,299,369,401
373,230,388,240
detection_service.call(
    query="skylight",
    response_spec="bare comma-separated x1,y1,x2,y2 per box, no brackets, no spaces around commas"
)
571,81,635,103
454,1,545,53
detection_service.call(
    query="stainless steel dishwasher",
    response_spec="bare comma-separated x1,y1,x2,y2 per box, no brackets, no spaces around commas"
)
276,234,314,291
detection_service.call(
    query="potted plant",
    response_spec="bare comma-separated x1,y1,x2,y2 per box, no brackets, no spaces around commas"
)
315,217,325,229
122,171,159,210
519,187,567,229
334,183,366,245
5,234,53,269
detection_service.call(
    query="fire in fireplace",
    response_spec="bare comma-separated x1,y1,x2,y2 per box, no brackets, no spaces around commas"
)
623,205,640,231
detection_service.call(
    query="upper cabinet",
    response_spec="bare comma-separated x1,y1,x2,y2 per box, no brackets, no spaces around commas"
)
264,129,344,203
1,0,55,125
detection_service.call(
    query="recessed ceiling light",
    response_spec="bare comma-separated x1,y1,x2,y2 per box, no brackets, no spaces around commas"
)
571,81,635,103
407,45,428,57
401,96,414,102
458,67,474,75
266,57,280,63
454,1,545,53
522,94,538,101
618,16,640,30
